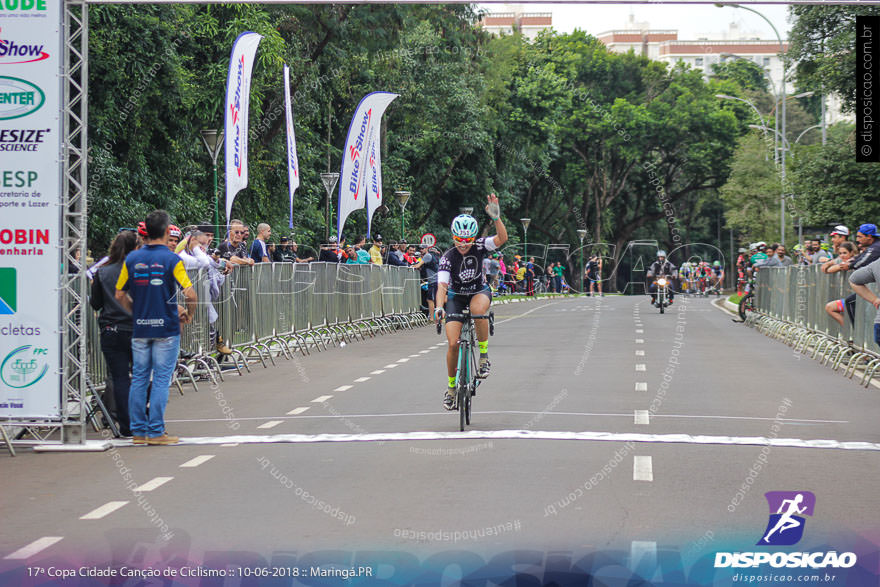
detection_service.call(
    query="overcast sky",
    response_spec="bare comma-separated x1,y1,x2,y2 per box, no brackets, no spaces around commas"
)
479,3,792,41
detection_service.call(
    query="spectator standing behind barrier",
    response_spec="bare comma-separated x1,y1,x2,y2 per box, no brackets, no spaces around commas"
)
179,231,230,355
414,245,440,321
487,253,501,290
764,244,783,267
369,235,384,265
318,236,342,262
849,256,880,349
839,225,880,325
291,240,313,263
353,235,372,264
217,219,254,267
386,240,406,266
526,257,536,296
553,261,565,293
90,230,137,437
115,210,197,446
250,223,271,263
776,245,793,266
824,242,858,329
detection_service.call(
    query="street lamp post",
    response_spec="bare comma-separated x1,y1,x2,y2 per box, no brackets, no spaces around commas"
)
395,191,411,241
520,218,531,259
199,129,224,231
320,172,340,243
577,228,587,295
717,3,787,244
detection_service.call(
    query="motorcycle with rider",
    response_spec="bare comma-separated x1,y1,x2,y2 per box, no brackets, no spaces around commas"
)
647,250,677,313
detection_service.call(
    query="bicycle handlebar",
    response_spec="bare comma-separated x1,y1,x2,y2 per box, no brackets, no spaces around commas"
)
436,312,493,334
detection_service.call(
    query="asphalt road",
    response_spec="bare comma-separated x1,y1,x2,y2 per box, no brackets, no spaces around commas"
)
3,294,880,584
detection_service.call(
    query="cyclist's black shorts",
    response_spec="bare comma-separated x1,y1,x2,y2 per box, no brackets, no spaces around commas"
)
445,286,492,323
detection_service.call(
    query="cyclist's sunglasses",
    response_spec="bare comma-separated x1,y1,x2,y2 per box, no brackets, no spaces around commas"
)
453,236,475,244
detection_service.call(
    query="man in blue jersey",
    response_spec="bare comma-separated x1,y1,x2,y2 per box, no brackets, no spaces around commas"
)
116,210,197,446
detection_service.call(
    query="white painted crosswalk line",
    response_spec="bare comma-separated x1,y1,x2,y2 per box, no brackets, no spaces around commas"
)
257,421,283,430
287,407,309,415
634,410,650,425
4,537,63,560
334,385,353,392
133,477,174,492
635,382,648,392
311,395,333,403
180,455,215,468
633,456,654,481
80,501,128,520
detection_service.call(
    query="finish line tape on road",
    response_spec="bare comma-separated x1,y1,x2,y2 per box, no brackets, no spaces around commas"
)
112,429,880,452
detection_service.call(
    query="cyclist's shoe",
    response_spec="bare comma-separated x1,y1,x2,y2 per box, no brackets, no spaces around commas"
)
443,387,456,411
477,355,491,379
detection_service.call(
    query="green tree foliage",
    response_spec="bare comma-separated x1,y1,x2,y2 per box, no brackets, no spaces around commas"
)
86,4,741,275
719,133,781,243
787,5,880,114
789,124,880,229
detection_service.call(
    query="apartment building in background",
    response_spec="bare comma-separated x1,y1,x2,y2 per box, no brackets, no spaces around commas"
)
479,5,552,40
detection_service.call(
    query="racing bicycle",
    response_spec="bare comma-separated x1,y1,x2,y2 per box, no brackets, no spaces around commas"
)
437,309,494,430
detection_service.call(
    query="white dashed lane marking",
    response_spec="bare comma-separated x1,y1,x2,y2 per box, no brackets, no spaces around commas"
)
636,350,645,356
257,421,283,430
384,364,399,369
80,501,129,520
311,395,333,403
635,382,648,392
353,377,370,383
334,385,353,392
408,354,420,358
180,455,215,468
4,537,64,560
370,370,385,375
635,364,646,371
133,477,174,492
287,407,309,415
397,358,410,363
419,350,431,354
636,329,644,334
633,456,654,481
634,411,650,425
636,339,644,344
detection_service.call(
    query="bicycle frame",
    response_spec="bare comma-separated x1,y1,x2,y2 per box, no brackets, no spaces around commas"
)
440,310,493,430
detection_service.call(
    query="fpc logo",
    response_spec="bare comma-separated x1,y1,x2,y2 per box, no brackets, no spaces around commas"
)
758,491,816,546
0,267,15,314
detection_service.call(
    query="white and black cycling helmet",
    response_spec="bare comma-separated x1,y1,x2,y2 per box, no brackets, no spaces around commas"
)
451,214,479,239
657,250,667,258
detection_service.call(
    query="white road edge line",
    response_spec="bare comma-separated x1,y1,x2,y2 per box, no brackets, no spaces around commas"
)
80,501,129,520
4,537,64,560
633,456,653,481
180,455,215,468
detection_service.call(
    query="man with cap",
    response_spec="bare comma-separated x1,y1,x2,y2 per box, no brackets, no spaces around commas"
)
369,235,384,265
167,225,181,252
828,225,851,258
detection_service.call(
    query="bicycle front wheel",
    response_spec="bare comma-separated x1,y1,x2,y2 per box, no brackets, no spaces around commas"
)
457,344,469,431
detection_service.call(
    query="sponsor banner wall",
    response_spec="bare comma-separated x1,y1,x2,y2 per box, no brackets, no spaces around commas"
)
0,0,62,418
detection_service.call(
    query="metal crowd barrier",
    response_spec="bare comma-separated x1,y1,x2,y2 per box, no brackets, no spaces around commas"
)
85,262,427,396
750,265,880,386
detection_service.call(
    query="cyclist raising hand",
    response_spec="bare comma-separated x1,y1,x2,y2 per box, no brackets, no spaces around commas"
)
435,194,508,410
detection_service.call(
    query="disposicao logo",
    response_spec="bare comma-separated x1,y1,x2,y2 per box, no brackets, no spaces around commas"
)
759,491,815,546
714,491,858,570
0,267,15,314
0,76,44,120
0,28,50,65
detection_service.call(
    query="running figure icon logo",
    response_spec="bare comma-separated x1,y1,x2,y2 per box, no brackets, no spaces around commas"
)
758,491,816,546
